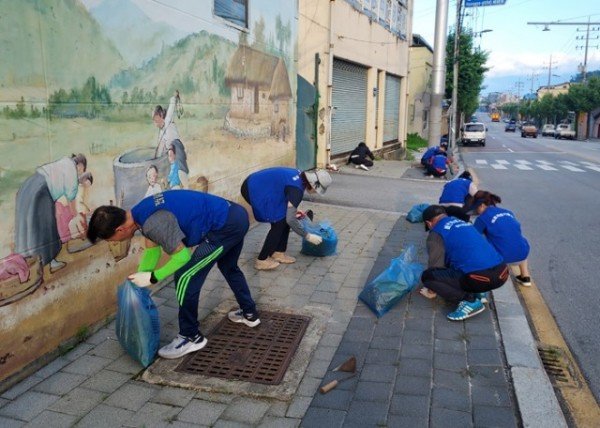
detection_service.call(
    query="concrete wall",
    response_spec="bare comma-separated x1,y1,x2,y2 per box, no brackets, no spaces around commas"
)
298,0,411,166
0,0,297,385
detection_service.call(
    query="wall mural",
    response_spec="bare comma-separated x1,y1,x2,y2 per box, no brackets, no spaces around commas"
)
0,0,296,381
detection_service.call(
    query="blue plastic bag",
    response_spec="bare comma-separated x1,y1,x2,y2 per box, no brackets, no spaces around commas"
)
300,219,338,257
406,203,430,223
359,245,424,317
115,280,160,367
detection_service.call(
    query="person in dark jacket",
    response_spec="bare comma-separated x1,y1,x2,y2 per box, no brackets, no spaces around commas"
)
87,190,260,359
241,167,332,270
347,142,375,171
420,205,509,321
437,171,478,221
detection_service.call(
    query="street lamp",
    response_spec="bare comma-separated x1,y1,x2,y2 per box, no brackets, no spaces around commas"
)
474,29,493,37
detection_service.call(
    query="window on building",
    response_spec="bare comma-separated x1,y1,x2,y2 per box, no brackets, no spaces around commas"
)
214,0,248,28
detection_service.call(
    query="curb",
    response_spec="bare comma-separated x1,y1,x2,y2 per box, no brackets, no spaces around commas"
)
493,278,567,427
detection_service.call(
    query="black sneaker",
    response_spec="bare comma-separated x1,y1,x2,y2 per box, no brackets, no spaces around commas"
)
228,309,261,327
306,209,314,222
515,275,532,286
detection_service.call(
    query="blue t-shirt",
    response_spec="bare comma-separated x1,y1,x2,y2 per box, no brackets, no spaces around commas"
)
439,178,471,204
431,154,448,172
131,190,229,247
474,206,530,263
432,216,503,273
421,146,443,163
247,167,305,222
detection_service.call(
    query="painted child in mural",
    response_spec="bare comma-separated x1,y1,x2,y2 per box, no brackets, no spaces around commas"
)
14,154,88,272
144,165,163,198
67,172,94,240
167,146,182,190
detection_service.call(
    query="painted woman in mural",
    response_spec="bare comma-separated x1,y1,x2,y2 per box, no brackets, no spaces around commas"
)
14,154,88,272
144,165,163,198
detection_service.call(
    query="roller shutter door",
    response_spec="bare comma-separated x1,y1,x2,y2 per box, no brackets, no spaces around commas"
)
331,59,368,155
383,74,401,142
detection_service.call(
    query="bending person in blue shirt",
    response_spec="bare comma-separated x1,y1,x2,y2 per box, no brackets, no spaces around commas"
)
438,171,478,222
470,191,532,286
420,142,447,167
420,205,509,321
241,167,332,270
87,190,260,359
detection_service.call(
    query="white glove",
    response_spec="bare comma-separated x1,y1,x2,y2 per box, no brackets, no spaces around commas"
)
305,233,323,246
128,272,152,288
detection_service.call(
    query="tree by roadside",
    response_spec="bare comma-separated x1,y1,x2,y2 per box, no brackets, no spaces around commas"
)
445,31,489,126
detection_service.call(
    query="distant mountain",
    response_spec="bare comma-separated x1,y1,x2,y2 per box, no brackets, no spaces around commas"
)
0,0,125,100
108,31,237,103
89,0,187,67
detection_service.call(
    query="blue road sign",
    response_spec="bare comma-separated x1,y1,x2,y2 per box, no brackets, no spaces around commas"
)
465,0,506,7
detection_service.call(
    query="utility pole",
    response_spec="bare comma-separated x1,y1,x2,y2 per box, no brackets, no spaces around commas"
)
575,17,600,83
545,54,557,87
449,0,463,150
514,80,524,100
428,0,449,148
528,72,539,95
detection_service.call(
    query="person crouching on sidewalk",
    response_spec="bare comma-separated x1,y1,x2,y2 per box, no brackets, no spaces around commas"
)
420,205,509,321
241,167,332,270
347,142,375,171
87,190,260,359
469,191,532,287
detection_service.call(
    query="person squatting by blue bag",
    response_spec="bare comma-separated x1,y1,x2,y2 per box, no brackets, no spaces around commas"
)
420,205,509,321
87,190,260,360
241,167,332,270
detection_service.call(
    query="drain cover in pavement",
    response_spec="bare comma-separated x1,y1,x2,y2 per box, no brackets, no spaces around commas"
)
175,311,310,385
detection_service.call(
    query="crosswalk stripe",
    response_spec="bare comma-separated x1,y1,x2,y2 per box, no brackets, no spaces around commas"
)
585,166,600,172
514,164,533,170
515,160,531,164
537,164,558,171
559,161,579,166
491,164,508,169
497,160,510,164
561,165,585,172
476,159,488,165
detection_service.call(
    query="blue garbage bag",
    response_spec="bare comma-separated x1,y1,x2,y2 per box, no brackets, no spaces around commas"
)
359,245,424,318
406,203,430,223
300,219,338,257
115,280,160,367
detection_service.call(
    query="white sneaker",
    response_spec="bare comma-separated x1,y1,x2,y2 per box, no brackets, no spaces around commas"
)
158,334,207,359
50,259,66,272
228,309,261,327
359,164,369,171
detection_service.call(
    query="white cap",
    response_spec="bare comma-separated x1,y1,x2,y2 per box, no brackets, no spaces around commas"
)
304,169,332,195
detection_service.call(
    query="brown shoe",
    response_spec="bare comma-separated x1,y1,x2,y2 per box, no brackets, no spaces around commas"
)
255,258,280,270
272,252,296,264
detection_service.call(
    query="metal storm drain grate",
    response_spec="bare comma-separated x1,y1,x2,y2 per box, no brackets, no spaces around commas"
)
538,344,578,387
175,311,310,385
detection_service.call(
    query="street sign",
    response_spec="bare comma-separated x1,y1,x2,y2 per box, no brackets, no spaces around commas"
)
465,0,506,7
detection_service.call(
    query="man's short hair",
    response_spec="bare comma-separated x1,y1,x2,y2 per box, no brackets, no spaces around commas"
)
87,206,127,243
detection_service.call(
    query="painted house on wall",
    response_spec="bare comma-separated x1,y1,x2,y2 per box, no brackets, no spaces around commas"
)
224,45,293,139
0,0,297,387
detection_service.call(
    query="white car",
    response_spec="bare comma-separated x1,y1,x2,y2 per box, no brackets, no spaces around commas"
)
555,124,575,140
460,122,487,146
541,124,555,137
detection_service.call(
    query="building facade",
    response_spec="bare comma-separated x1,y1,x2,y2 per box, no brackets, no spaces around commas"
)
407,34,433,139
298,0,412,167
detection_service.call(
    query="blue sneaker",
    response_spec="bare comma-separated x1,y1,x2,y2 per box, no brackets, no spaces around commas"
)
447,300,485,321
475,292,489,304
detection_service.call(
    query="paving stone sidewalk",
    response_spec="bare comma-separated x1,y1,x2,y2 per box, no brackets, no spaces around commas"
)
302,217,520,428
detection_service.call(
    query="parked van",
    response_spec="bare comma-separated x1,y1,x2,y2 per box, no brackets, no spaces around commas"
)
460,122,487,146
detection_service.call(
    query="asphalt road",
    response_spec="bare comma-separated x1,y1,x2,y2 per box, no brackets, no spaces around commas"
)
460,118,600,402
